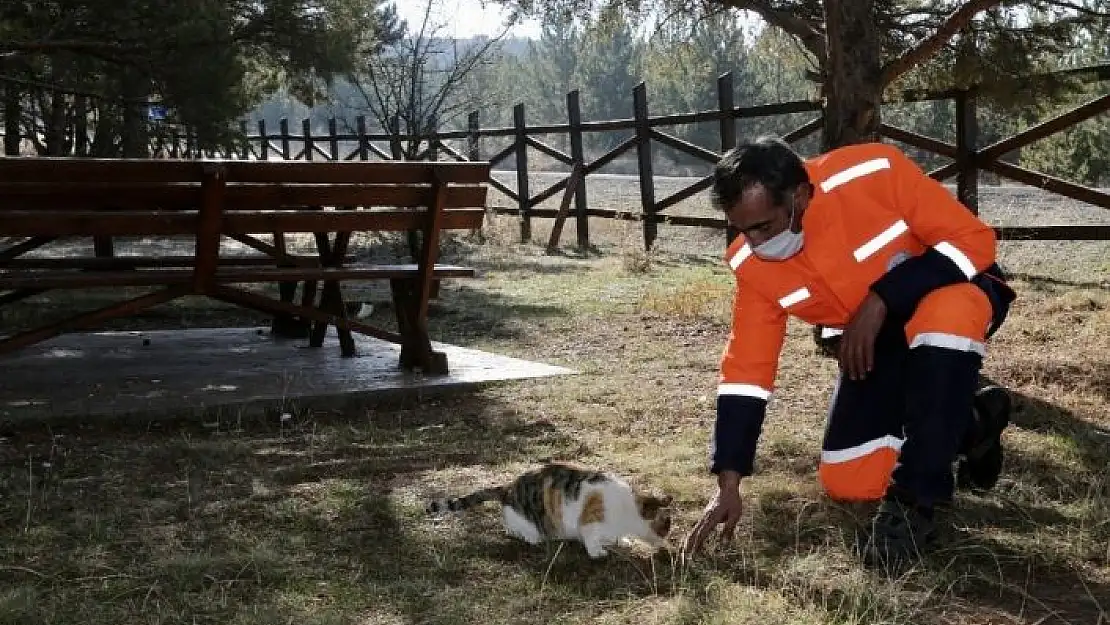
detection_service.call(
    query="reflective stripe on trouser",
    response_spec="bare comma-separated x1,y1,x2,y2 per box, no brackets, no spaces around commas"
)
819,317,910,502
819,282,993,503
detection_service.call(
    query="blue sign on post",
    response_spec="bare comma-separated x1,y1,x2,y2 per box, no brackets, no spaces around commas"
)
147,105,167,121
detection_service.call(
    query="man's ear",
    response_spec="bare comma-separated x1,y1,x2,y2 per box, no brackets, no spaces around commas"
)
792,182,813,223
795,181,814,205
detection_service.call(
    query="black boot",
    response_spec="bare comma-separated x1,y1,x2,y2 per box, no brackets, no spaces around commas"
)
956,385,1012,493
857,486,938,570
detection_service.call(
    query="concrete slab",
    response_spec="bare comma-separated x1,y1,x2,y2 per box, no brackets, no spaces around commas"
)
0,327,576,423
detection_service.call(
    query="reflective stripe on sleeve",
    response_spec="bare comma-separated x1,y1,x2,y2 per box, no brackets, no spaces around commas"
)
934,241,978,279
854,219,908,262
777,287,811,309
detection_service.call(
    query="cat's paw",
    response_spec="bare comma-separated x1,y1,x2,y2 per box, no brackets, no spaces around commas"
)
585,547,609,559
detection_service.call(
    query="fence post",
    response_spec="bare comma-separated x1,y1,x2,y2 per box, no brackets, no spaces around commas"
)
633,82,657,251
567,89,590,250
389,115,403,159
718,71,738,246
302,119,314,161
239,121,250,159
513,103,531,243
357,116,369,160
280,118,291,160
328,117,339,161
75,97,89,156
428,113,439,162
955,88,979,215
3,87,19,155
467,111,481,161
257,120,269,160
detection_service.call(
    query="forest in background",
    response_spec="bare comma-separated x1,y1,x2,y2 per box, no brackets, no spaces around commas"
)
249,5,1110,183
3,2,1108,183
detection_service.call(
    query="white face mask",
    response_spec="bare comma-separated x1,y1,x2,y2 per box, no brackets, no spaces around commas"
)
752,197,804,261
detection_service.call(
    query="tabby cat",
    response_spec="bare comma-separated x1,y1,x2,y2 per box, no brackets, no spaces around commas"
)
426,462,673,558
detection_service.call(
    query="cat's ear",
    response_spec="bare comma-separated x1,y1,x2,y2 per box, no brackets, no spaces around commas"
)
637,493,673,516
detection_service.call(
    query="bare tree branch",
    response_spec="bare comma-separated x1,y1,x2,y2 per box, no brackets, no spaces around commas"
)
344,0,511,159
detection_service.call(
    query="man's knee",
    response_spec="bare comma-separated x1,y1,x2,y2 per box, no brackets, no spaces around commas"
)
904,282,993,350
818,435,902,502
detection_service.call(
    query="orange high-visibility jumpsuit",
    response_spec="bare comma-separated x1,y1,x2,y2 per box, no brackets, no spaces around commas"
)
712,142,1015,506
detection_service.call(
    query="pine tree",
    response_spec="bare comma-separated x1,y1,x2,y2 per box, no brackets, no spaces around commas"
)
493,0,1110,150
0,0,398,155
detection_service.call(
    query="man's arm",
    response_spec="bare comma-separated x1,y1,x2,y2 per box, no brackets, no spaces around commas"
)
869,145,998,320
711,271,788,477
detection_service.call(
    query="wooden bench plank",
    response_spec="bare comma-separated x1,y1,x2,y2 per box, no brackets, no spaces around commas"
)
223,161,490,185
0,264,478,290
0,207,487,237
0,157,491,185
1,255,317,269
0,183,488,211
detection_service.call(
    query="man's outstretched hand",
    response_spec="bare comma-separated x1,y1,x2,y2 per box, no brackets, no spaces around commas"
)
838,291,888,381
681,472,745,558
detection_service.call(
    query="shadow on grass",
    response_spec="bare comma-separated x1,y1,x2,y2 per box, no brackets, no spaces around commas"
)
692,485,1108,625
464,254,605,276
680,378,1110,625
3,389,679,624
985,375,1110,487
925,512,1110,625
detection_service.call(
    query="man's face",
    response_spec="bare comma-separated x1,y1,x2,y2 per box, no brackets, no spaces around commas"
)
725,184,804,249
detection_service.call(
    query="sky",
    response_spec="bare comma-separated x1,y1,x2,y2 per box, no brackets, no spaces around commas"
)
394,0,543,39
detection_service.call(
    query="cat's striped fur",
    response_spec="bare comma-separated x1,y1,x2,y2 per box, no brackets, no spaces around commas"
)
426,462,673,558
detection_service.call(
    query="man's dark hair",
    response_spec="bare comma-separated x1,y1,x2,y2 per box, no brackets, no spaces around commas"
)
710,136,811,212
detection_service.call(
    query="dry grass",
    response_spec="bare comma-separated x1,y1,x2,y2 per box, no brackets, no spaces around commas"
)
2,194,1109,624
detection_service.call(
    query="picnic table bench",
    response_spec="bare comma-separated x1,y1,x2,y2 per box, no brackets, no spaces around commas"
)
0,157,489,374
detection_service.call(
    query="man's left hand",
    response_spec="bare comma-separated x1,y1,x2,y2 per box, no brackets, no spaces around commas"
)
838,291,887,381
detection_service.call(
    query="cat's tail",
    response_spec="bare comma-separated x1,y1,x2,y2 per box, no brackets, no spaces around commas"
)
425,486,507,515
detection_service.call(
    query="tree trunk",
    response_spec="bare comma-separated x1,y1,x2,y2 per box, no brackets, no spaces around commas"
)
120,72,149,158
3,87,21,155
821,0,883,150
46,91,67,156
74,96,88,156
89,101,118,157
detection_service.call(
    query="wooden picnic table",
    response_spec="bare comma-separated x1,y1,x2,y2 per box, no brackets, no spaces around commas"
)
0,157,490,375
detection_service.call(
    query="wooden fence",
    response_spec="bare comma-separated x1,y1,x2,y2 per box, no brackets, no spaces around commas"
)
20,65,1110,252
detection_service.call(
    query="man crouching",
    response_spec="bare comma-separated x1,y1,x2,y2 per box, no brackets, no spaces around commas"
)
682,137,1017,568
